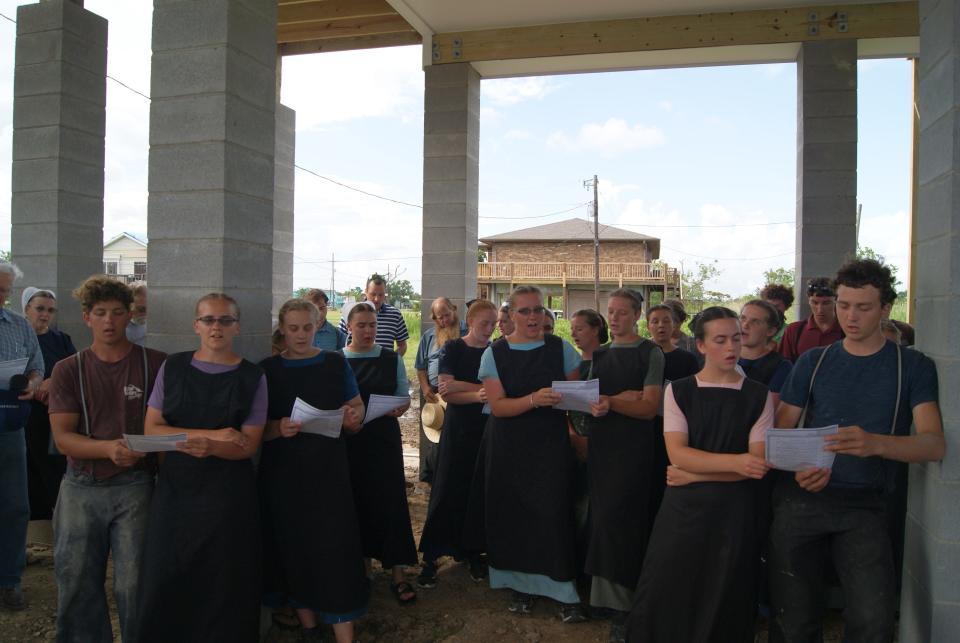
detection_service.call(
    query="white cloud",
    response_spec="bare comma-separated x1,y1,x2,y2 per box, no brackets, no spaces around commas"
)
658,100,673,112
504,129,531,141
280,46,423,130
482,77,558,107
547,118,666,157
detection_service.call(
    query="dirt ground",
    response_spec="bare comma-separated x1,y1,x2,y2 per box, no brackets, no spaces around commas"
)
0,389,853,642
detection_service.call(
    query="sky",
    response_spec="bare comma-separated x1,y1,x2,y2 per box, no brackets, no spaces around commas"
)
0,1,914,298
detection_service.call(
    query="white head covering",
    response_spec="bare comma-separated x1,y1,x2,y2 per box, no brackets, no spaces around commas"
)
21,287,56,313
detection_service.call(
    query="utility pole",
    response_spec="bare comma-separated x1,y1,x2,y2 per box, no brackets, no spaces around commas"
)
583,175,600,310
330,253,335,308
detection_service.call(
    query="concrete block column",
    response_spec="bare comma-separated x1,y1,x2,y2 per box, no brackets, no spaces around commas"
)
901,1,960,641
147,0,276,359
10,0,107,345
273,103,295,317
794,40,858,319
420,63,480,319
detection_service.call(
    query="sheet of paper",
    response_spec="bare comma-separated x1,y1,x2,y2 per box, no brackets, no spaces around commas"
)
481,403,491,415
364,394,408,424
124,433,187,453
552,379,600,414
765,425,839,472
290,397,344,439
0,357,29,390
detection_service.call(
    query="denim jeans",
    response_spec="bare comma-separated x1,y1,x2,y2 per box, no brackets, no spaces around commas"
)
768,478,896,643
53,467,153,643
0,428,29,588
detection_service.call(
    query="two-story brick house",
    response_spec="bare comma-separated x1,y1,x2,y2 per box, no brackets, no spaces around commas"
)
477,218,680,316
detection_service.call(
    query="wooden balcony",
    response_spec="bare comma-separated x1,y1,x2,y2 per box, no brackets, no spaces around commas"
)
477,262,681,288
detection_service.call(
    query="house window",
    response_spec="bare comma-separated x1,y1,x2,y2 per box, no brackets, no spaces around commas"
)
134,261,147,280
103,261,118,275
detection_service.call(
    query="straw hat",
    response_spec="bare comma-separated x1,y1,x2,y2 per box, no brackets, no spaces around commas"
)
421,397,447,443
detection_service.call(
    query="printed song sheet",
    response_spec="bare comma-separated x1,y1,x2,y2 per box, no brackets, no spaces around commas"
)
551,379,600,414
0,357,29,390
765,425,839,472
124,433,187,453
363,394,408,424
290,398,344,439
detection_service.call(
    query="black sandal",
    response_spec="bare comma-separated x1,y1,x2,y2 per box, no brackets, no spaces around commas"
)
390,580,417,605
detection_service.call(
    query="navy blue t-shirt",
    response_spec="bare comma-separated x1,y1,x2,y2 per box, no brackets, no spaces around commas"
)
780,340,939,491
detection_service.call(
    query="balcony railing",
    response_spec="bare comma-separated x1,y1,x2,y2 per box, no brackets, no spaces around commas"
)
477,262,680,287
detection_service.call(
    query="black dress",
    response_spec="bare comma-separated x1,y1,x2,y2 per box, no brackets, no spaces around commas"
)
259,352,369,618
26,329,75,519
138,353,264,643
475,335,577,583
626,376,768,643
649,348,701,524
585,341,659,595
343,348,417,568
419,339,487,562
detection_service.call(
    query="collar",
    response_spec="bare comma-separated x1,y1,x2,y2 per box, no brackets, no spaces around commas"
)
804,314,840,335
0,308,10,322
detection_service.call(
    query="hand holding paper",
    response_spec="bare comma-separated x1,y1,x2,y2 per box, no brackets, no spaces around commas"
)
124,433,187,453
363,394,409,424
290,398,344,439
551,379,600,414
765,425,839,472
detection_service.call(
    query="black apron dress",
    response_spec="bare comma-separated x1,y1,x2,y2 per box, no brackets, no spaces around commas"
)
480,335,576,582
418,339,487,562
138,352,263,643
258,353,369,616
627,376,768,643
343,348,417,568
585,342,658,593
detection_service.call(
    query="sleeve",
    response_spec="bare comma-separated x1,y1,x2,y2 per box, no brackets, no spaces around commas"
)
779,350,816,409
394,309,410,342
241,375,269,427
63,333,77,358
47,357,81,415
644,347,665,388
147,361,168,411
908,353,940,408
342,362,361,401
25,324,44,376
767,360,794,394
437,340,459,377
748,393,775,443
662,383,688,434
414,332,431,370
394,356,409,397
562,340,582,374
778,323,799,362
335,328,347,351
478,346,499,382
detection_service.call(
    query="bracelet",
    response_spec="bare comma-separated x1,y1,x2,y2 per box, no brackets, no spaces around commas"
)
530,394,538,409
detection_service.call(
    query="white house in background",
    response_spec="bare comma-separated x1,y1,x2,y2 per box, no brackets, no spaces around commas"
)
102,232,148,283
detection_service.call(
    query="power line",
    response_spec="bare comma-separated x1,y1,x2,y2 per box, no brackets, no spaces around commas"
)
107,75,151,100
0,11,15,24
294,165,422,209
615,220,793,229
294,254,422,265
479,202,591,220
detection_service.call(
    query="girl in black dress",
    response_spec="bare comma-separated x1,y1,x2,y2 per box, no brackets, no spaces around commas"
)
260,299,368,642
417,300,498,587
626,307,774,643
139,293,267,643
584,290,664,641
341,303,418,605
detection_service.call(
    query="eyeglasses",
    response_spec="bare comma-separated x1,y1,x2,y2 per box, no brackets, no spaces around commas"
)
196,316,239,327
514,306,546,316
32,305,57,314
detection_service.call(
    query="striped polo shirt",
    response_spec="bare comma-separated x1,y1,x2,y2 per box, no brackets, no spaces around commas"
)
339,301,409,350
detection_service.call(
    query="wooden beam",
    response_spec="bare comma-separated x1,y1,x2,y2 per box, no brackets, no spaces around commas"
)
280,31,421,55
278,14,414,44
432,2,918,64
278,0,397,25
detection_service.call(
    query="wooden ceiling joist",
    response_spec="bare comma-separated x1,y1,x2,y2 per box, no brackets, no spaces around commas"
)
276,0,420,54
431,1,918,64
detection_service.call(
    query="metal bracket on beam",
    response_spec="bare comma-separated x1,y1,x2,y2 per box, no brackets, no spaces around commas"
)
807,10,851,36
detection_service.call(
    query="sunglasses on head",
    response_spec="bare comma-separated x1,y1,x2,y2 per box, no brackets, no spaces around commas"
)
807,285,835,297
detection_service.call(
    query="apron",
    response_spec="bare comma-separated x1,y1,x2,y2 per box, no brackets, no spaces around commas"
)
344,349,417,568
258,353,369,614
138,352,263,643
627,376,768,643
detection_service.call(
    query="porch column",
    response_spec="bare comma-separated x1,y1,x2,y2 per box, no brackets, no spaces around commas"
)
420,62,480,318
273,103,295,316
900,1,960,640
10,0,107,344
147,0,276,358
794,40,858,319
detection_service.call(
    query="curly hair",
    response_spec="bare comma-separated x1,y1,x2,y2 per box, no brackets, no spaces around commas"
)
833,259,897,306
760,283,794,310
73,276,134,313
